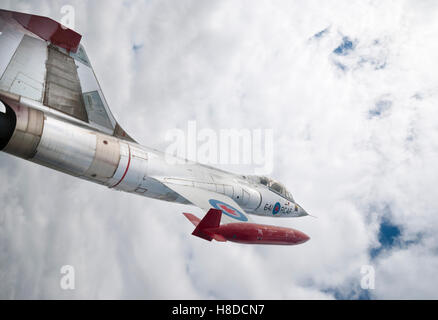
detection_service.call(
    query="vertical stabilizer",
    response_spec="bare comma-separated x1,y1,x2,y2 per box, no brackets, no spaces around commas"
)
183,209,226,242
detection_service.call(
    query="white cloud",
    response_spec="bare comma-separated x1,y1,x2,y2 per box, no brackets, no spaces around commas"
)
1,0,438,299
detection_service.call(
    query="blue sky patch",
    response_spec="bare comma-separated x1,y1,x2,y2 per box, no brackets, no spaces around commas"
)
322,285,371,300
333,37,355,55
313,27,329,39
370,217,402,259
368,203,424,260
378,218,401,248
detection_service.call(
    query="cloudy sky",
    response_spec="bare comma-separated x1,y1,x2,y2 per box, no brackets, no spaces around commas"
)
1,0,438,299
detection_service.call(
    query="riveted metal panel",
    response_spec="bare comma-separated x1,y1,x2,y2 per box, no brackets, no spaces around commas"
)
0,22,24,79
44,45,88,122
114,145,148,192
113,122,135,143
107,142,130,187
82,90,113,129
83,133,120,183
0,35,47,102
216,184,225,194
224,185,234,198
75,57,116,130
194,181,217,192
33,116,96,176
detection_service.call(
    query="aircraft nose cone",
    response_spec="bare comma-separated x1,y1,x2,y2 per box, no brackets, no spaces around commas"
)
295,230,310,244
295,203,309,217
300,207,308,216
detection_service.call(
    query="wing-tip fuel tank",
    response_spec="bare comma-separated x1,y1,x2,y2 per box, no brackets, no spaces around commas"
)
183,210,310,246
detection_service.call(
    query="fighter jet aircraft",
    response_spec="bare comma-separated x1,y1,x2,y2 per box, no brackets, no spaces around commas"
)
0,9,310,245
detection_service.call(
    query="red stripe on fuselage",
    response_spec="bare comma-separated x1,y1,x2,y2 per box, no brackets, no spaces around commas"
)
110,144,131,189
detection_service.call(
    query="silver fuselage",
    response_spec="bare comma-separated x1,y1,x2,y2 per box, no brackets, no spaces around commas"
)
0,96,307,218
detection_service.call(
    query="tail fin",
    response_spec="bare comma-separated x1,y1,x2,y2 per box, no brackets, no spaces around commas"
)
0,9,135,143
183,209,226,242
196,209,222,230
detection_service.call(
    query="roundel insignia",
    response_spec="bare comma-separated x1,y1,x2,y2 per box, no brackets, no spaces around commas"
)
209,199,248,222
273,202,281,215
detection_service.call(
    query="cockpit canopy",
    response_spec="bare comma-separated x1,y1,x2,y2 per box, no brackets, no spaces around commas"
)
248,175,294,202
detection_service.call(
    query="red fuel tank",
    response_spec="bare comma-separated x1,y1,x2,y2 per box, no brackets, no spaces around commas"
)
184,209,310,246
207,223,310,245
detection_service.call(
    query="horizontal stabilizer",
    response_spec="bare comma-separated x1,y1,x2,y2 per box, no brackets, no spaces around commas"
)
182,213,201,227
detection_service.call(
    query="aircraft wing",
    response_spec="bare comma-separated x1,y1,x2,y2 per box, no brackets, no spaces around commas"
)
0,9,135,142
162,182,252,225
